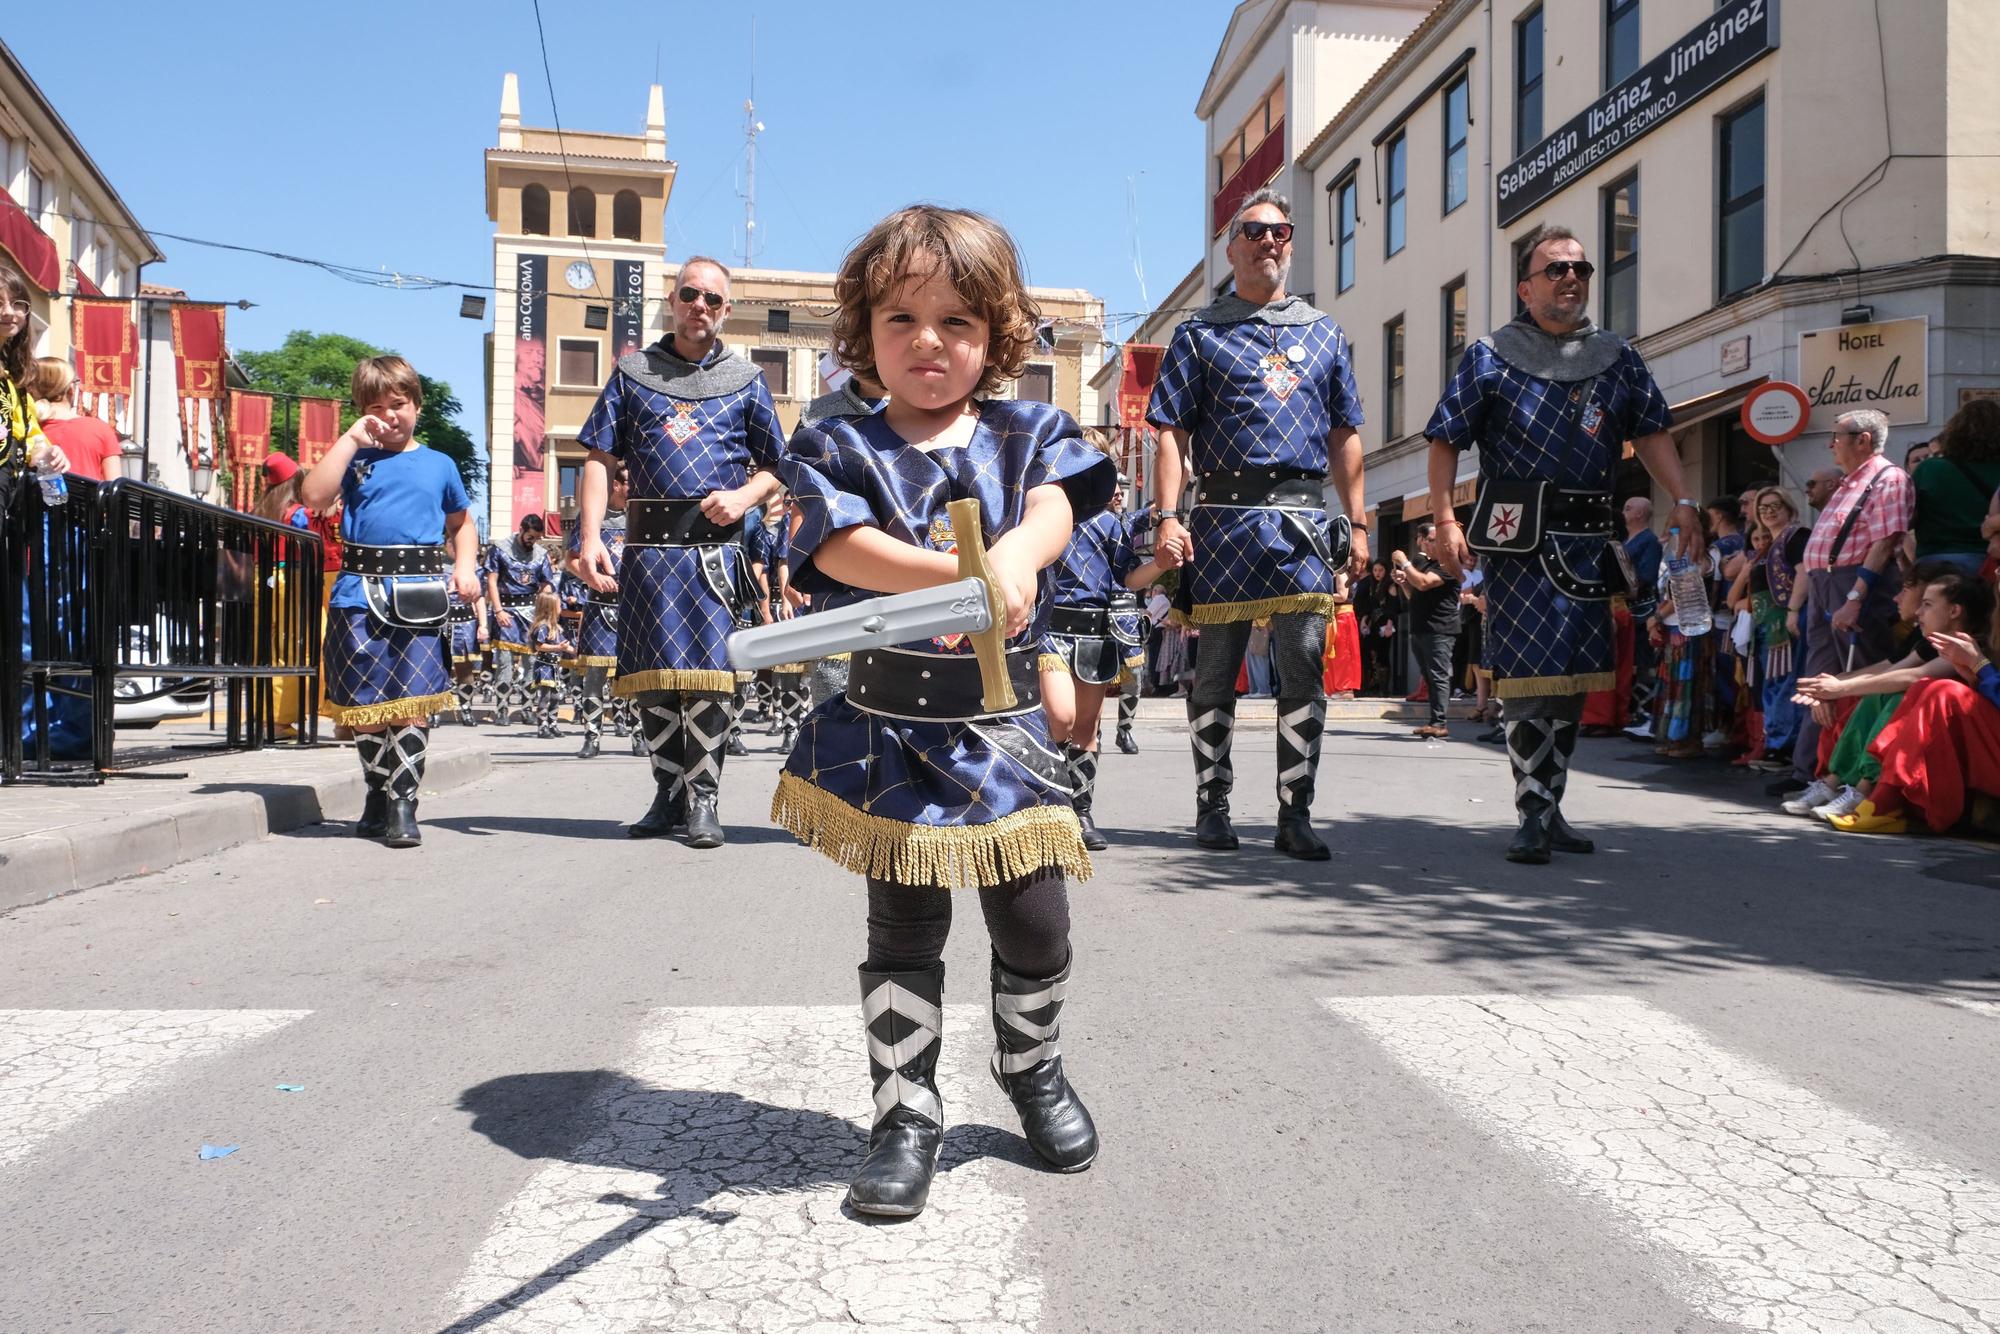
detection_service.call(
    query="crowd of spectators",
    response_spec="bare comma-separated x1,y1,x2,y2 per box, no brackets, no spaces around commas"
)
1598,401,2000,840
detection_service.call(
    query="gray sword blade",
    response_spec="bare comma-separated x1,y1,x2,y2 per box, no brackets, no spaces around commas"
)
726,577,993,670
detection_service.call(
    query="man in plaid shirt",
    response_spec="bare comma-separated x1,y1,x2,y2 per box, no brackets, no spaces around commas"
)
1775,407,1913,803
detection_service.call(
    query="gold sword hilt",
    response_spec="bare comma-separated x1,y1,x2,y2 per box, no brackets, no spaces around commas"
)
946,496,1018,713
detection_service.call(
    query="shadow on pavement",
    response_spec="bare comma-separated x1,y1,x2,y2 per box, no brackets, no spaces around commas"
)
1098,786,2000,997
440,1068,1021,1333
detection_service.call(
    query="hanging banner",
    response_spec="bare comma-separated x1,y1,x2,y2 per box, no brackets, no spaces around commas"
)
1118,343,1164,433
0,188,59,292
513,254,548,471
229,391,272,465
613,259,645,360
170,303,227,467
297,396,342,469
228,391,273,511
71,297,138,430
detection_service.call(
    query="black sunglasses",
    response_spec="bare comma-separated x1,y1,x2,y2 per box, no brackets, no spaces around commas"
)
1235,220,1295,244
678,286,725,310
1535,260,1596,282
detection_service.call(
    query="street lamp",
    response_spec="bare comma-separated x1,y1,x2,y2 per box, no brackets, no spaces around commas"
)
190,449,216,499
116,437,147,483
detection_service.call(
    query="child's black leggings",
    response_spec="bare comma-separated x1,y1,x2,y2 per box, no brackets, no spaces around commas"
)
865,868,1070,979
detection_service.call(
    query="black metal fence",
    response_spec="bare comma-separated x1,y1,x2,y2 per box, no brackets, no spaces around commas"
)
3,474,324,784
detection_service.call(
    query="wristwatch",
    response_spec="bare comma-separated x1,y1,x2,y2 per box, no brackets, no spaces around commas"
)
1157,509,1184,522
1845,588,1864,602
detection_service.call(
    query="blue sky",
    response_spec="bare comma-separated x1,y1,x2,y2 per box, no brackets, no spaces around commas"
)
15,1,1222,490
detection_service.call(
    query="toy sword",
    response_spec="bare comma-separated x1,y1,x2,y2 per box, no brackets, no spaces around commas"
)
726,497,1018,712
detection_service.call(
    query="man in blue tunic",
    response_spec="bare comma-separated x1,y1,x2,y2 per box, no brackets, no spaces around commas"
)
574,256,785,848
484,512,555,723
564,461,628,759
1424,223,1702,863
1146,190,1369,861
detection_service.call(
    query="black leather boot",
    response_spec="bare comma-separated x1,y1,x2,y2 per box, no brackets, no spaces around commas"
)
379,724,426,850
1273,697,1331,860
353,732,391,838
1115,692,1139,753
629,698,685,838
849,962,946,1218
1545,719,1594,853
1066,744,1108,851
354,789,389,840
1504,719,1560,864
682,695,731,849
990,952,1098,1172
1189,699,1239,850
578,732,600,759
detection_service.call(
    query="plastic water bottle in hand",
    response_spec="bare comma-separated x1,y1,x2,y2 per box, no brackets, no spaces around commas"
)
32,458,66,509
1665,527,1711,635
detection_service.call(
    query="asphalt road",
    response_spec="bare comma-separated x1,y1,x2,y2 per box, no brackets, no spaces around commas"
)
2,716,1996,1334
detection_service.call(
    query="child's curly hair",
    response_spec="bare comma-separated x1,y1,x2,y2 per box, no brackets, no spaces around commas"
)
829,205,1040,399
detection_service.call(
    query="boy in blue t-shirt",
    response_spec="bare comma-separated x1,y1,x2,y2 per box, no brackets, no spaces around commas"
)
300,356,479,848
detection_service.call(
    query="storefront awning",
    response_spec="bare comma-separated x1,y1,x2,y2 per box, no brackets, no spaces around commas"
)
1670,375,1768,430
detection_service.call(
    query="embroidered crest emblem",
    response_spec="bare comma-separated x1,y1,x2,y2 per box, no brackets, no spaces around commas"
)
1580,402,1605,437
664,402,700,445
349,460,375,487
1260,352,1301,402
926,513,966,650
1486,503,1521,542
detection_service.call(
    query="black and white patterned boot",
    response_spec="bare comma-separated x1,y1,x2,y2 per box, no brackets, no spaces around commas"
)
577,695,603,759
378,723,428,849
990,951,1098,1172
681,695,733,849
628,696,685,838
1188,699,1239,850
353,731,392,839
1545,718,1593,853
1505,720,1564,864
1274,697,1331,860
1115,691,1139,754
452,683,476,728
849,962,946,1218
1065,743,1108,851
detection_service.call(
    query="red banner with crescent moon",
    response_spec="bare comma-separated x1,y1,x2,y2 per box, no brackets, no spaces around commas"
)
71,297,137,428
170,303,227,468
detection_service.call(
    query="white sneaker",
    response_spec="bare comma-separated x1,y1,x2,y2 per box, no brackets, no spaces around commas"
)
1622,718,1654,740
1814,786,1866,821
1702,729,1730,748
1782,778,1840,817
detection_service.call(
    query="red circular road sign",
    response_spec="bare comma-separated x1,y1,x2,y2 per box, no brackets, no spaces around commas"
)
1740,381,1811,446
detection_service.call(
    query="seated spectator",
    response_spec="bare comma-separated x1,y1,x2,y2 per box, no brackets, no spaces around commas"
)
24,357,119,482
1911,400,2000,577
1830,587,2000,835
1783,565,1989,819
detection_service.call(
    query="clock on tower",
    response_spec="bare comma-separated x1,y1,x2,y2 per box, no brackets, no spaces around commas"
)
564,259,596,291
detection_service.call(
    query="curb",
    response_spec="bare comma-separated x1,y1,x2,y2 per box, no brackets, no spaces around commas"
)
0,741,492,913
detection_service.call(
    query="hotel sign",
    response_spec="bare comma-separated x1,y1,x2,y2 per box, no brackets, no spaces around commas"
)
1497,0,1778,226
1799,316,1929,433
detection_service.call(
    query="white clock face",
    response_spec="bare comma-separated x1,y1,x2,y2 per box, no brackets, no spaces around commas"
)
564,260,595,291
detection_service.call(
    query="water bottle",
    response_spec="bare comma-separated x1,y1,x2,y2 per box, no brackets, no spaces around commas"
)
1664,528,1711,636
33,460,66,509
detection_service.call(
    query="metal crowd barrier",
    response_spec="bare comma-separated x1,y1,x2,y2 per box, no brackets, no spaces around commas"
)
3,475,325,784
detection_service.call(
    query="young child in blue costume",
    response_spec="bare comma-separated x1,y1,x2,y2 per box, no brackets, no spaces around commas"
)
774,206,1113,1218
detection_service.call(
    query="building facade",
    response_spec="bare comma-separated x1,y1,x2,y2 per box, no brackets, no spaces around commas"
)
721,268,1107,442
484,73,676,535
1199,0,1432,303
1293,0,2000,545
1088,259,1206,503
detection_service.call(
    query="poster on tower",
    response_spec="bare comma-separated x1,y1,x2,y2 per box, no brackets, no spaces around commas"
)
512,253,549,523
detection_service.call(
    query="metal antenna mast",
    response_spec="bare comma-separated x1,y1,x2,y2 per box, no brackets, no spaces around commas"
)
739,18,763,267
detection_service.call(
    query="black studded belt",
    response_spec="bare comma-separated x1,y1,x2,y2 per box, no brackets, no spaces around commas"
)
627,497,735,547
1050,605,1110,636
341,543,448,577
1198,467,1327,507
845,647,1041,721
448,604,476,625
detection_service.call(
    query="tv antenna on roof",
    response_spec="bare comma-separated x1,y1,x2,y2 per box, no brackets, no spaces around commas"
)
738,17,764,268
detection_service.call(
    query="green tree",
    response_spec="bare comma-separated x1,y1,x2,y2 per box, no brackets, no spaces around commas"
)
236,330,484,488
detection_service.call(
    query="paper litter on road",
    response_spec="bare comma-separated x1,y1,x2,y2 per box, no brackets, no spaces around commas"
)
274,1084,305,1093
197,1144,239,1161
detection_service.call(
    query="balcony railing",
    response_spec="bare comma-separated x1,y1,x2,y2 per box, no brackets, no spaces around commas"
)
1211,119,1285,236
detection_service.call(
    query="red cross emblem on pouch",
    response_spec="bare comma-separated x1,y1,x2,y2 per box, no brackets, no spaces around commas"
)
665,402,700,445
1260,352,1301,402
1487,504,1521,542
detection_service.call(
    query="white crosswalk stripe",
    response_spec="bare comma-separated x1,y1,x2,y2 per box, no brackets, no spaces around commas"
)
1324,994,2000,1334
442,1005,1039,1334
0,1009,310,1170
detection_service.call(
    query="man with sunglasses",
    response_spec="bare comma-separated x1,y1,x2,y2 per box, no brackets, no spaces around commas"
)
1424,223,1701,864
1147,189,1369,861
574,256,786,849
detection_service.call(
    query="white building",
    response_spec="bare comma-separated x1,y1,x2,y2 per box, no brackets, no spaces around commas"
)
1291,0,2000,543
